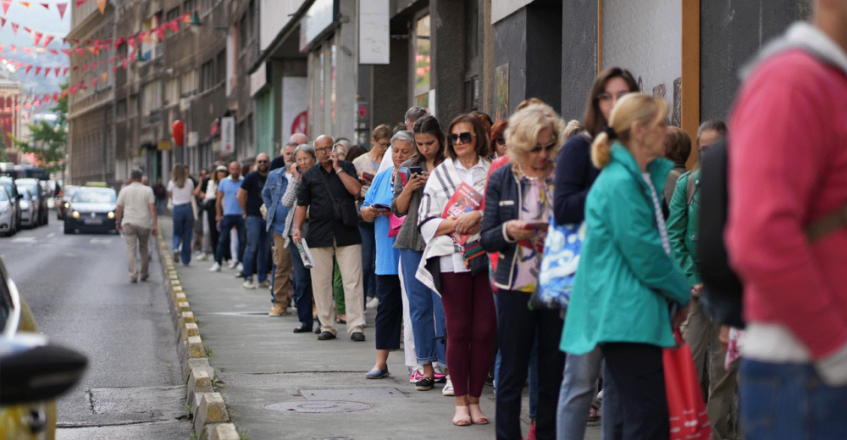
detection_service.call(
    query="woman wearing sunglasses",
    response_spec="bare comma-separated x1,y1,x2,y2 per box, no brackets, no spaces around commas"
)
417,114,495,427
490,120,509,158
481,103,566,440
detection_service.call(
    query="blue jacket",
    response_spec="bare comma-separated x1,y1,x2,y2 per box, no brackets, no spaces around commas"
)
480,164,527,290
261,168,288,232
554,133,600,224
560,144,691,354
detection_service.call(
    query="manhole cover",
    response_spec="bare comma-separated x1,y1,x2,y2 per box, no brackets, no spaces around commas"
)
264,401,372,413
300,388,406,400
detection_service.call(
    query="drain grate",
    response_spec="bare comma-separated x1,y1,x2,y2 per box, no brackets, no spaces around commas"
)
264,401,372,413
300,387,406,400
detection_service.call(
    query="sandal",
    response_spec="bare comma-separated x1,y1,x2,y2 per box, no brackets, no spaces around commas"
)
469,403,489,425
587,398,601,423
452,405,471,426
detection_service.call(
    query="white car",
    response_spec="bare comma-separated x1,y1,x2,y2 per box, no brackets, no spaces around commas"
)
18,189,37,228
0,188,15,236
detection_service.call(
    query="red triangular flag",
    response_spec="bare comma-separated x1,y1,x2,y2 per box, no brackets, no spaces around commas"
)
14,61,22,69
71,65,78,71
127,37,136,48
53,92,58,102
75,0,86,6
114,37,124,48
40,2,48,8
43,93,49,101
34,32,43,46
156,27,165,41
49,49,58,55
22,47,32,55
34,67,41,76
111,65,116,74
9,45,16,53
81,64,87,72
74,48,84,56
121,59,127,69
181,13,191,23
91,77,97,87
45,67,51,77
103,38,112,45
11,23,18,35
0,18,5,30
25,65,33,74
24,27,32,34
42,35,54,47
0,43,3,52
20,1,30,7
93,40,100,50
56,2,67,19
168,19,179,33
0,0,10,14
62,67,68,75
96,0,105,14
62,49,71,56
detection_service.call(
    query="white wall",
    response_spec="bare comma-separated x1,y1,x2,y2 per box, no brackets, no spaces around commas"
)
491,0,532,24
260,0,307,52
281,76,308,142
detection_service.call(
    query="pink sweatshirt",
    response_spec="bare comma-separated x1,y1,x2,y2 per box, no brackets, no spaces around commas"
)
727,48,847,360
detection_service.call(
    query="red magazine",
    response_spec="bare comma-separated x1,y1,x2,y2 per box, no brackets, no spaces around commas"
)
443,183,484,246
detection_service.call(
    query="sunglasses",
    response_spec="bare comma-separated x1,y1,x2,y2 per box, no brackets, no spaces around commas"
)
597,91,629,102
530,139,557,153
257,160,269,164
375,141,390,148
448,132,475,145
493,137,506,146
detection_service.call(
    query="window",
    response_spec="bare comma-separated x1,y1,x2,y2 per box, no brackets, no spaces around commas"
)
141,80,162,115
239,14,247,49
116,99,127,119
166,7,180,22
216,50,226,85
201,60,214,92
129,95,138,117
465,1,479,61
165,79,179,106
413,15,431,108
181,70,197,96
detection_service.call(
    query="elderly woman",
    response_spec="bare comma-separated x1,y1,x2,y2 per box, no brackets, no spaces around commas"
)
361,131,416,379
481,103,566,440
418,114,494,427
280,144,317,333
561,94,691,439
392,116,449,391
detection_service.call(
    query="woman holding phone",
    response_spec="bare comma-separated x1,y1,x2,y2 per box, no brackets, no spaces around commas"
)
480,103,566,439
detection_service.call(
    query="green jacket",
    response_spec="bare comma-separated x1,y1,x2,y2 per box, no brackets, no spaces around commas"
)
666,170,701,286
560,144,691,354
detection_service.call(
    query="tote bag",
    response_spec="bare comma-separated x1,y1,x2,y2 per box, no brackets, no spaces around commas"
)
530,219,585,310
664,329,713,440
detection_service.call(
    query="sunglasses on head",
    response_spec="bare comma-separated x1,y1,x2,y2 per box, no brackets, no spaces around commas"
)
530,139,557,153
448,132,474,145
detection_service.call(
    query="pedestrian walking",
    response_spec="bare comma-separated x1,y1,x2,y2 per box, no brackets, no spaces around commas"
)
199,166,225,261
560,93,691,440
239,153,272,289
192,168,209,256
115,169,158,283
153,177,166,215
262,153,295,316
481,103,566,440
361,131,416,379
554,67,638,440
726,4,847,438
292,135,366,342
168,164,195,266
417,114,495,427
210,162,246,272
284,144,316,333
392,115,449,391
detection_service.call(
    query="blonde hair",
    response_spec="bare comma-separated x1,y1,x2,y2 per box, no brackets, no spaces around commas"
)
564,120,583,139
505,103,566,165
171,164,187,188
591,93,669,169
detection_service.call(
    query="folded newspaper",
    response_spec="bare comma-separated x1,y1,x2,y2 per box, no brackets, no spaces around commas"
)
297,238,316,269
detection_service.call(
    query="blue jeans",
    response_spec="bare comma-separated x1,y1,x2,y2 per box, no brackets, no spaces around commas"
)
399,249,446,367
557,345,623,440
172,204,194,265
741,359,847,440
360,224,377,300
289,241,313,328
155,199,165,215
243,216,270,282
216,215,246,265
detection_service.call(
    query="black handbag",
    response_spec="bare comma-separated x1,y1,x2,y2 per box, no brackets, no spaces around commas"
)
316,167,359,228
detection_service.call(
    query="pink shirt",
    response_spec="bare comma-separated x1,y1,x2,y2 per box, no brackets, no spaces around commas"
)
727,48,847,360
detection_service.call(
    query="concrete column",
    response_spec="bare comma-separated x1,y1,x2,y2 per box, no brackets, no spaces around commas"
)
431,0,465,121
560,0,598,122
336,0,359,140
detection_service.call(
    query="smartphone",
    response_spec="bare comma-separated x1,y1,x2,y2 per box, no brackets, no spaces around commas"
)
409,166,423,176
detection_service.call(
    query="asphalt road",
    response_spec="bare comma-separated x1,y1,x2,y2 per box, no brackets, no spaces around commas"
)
0,211,192,439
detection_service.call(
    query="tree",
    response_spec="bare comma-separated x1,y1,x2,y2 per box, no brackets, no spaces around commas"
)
13,81,67,173
0,133,8,163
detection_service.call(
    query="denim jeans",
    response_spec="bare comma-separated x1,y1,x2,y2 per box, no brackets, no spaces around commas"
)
557,345,623,440
359,223,377,301
243,216,270,282
216,215,246,265
740,359,847,440
288,242,313,328
399,249,446,367
172,204,194,265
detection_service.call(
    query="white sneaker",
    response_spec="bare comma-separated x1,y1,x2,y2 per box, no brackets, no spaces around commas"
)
227,260,237,269
196,253,208,261
209,262,221,272
243,278,257,289
442,376,454,396
235,262,243,272
366,296,379,309
258,280,271,289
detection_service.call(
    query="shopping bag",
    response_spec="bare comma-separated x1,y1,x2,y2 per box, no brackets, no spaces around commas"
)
530,218,585,310
663,329,713,440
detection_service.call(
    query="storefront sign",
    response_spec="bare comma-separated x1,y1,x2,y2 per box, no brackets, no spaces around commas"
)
359,0,389,64
157,140,172,151
221,117,235,154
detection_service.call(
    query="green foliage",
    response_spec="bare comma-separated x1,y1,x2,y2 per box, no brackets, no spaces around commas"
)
13,81,68,173
0,134,8,163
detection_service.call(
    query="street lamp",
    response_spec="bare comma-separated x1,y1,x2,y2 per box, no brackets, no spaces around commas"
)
189,10,203,33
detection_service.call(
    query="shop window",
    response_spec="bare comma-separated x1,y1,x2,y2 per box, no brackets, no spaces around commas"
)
413,15,431,107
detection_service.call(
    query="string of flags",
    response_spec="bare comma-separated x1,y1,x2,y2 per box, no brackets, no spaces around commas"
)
1,0,104,19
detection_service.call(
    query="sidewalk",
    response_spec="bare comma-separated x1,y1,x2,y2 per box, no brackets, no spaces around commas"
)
161,219,508,439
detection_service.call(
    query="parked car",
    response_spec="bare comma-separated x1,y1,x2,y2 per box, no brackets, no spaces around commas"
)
0,188,17,237
0,177,21,233
64,187,118,234
56,185,78,220
18,190,37,229
0,255,88,439
13,179,47,227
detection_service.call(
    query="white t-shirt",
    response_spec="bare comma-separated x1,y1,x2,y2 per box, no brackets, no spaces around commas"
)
116,182,155,227
167,179,195,205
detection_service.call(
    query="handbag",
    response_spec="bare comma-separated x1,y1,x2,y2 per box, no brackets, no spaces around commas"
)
664,329,713,440
530,218,586,310
388,214,404,238
316,167,359,227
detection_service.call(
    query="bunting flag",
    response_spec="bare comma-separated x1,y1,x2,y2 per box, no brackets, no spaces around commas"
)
39,2,48,9
22,47,31,54
49,49,58,55
121,59,126,70
101,71,107,82
113,37,124,48
1,0,11,14
61,49,71,56
80,63,86,72
74,48,84,56
75,0,86,6
20,1,30,7
110,65,115,74
62,66,68,75
9,45,15,53
34,66,40,75
11,23,18,35
34,32,43,47
56,2,67,19
96,0,104,14
25,64,32,74
42,35,54,47
0,18,5,30
91,77,97,87
168,19,179,32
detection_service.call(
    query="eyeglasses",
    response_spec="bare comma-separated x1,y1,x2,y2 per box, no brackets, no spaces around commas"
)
530,139,557,153
597,91,628,102
315,147,333,153
448,132,475,145
493,137,506,146
257,160,269,164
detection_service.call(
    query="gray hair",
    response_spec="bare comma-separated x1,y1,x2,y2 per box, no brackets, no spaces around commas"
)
391,130,415,147
404,106,429,124
130,169,143,180
334,138,352,150
294,143,316,160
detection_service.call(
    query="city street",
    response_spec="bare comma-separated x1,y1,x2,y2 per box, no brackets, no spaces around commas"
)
0,212,192,439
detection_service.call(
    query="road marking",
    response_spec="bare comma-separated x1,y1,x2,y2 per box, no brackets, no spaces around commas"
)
46,232,55,238
11,237,36,243
89,238,113,244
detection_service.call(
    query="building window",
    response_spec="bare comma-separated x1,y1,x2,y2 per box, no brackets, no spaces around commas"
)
165,79,179,106
129,95,138,117
201,60,214,92
141,80,162,115
181,70,197,97
216,50,226,85
414,15,431,109
166,7,180,23
466,1,479,61
239,14,247,49
116,99,127,119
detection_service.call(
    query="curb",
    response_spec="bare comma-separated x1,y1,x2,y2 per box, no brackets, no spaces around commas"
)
155,227,240,440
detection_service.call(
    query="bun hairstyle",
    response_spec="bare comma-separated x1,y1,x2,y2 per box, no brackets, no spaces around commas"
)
591,93,669,169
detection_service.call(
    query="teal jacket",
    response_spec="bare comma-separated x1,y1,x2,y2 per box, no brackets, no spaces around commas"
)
666,170,701,286
560,144,691,354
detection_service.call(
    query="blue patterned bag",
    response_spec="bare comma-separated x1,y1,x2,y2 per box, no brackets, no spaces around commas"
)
529,219,586,310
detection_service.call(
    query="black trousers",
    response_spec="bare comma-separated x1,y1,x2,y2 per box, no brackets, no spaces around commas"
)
495,290,565,440
600,343,669,440
374,274,402,350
